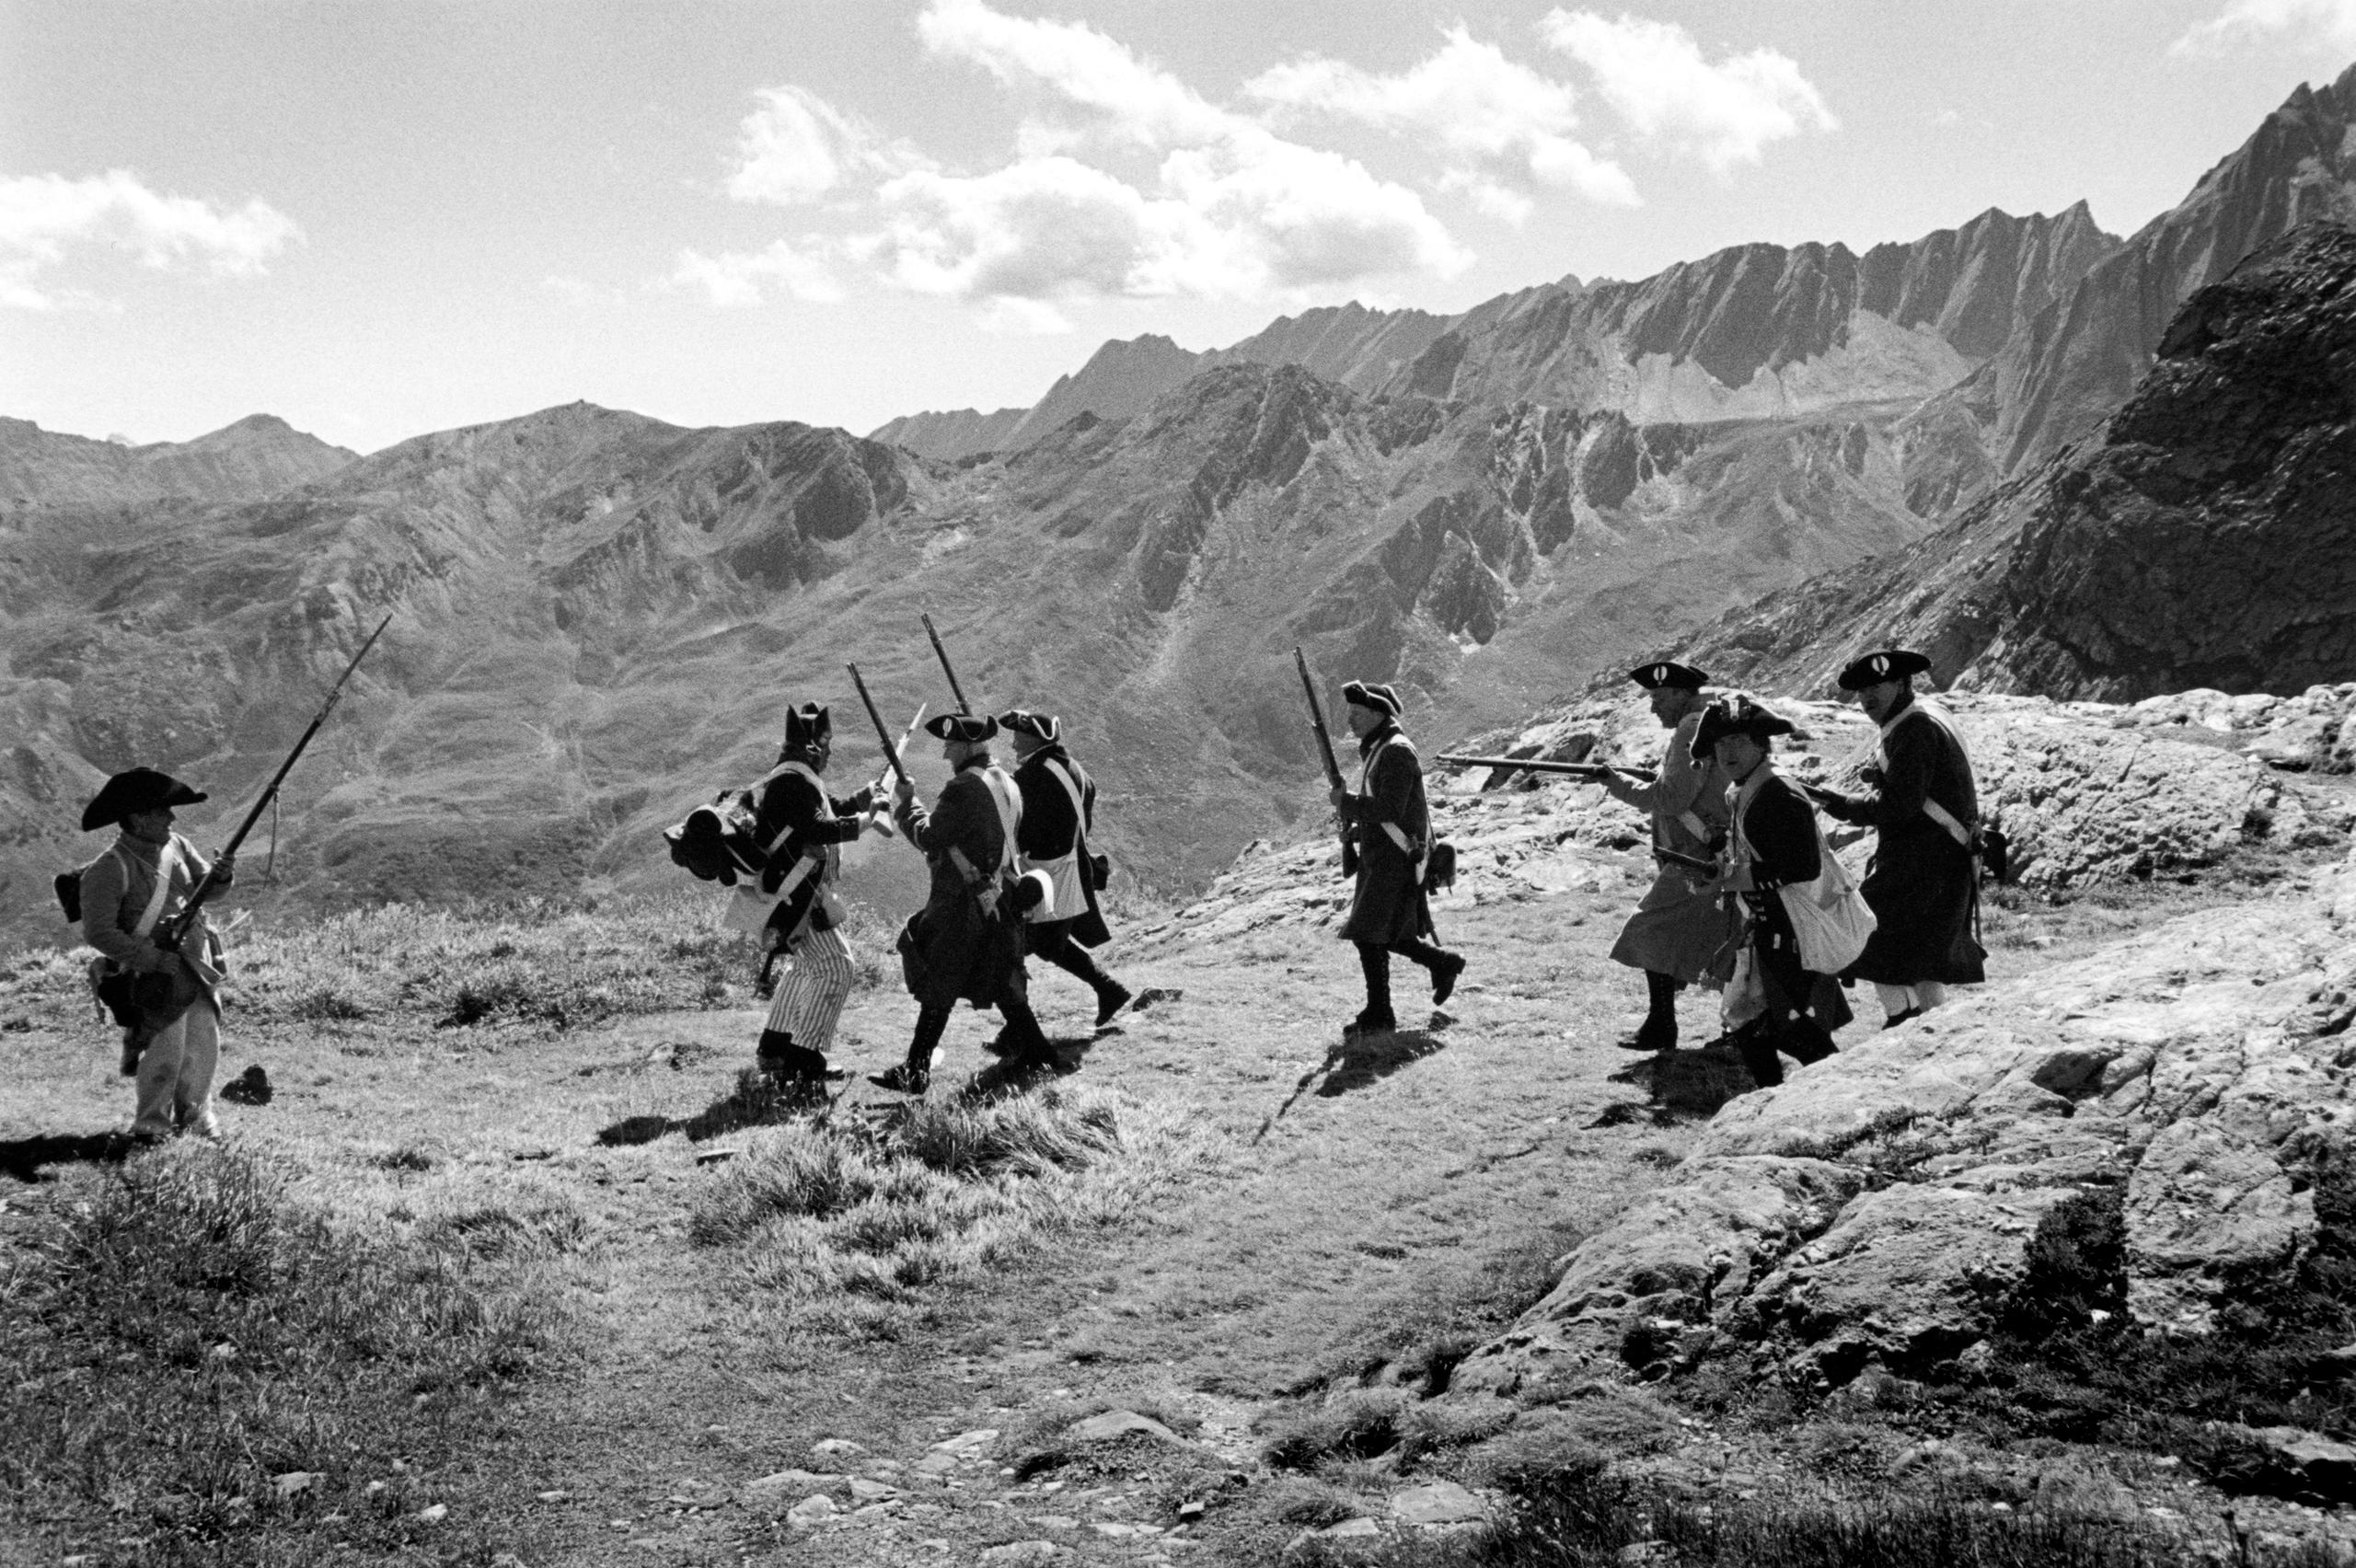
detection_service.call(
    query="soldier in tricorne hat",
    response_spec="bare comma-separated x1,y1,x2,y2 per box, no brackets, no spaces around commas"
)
1592,661,1731,1052
76,767,236,1142
997,709,1133,1030
1328,681,1465,1036
1690,698,1850,1088
1811,650,1985,1027
744,701,884,1084
872,712,1055,1094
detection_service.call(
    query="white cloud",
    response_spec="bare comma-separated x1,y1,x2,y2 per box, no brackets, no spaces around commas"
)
1540,10,1836,172
0,168,298,309
670,239,844,306
727,86,922,204
916,0,1230,150
1247,29,1638,213
2172,0,2356,54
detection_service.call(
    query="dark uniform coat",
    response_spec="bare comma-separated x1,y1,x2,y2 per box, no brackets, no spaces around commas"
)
749,764,872,948
1011,744,1110,947
1335,719,1433,947
1819,695,1985,986
1606,708,1734,984
893,759,1028,1009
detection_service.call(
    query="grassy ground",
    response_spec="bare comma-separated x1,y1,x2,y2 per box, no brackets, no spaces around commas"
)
4,842,2350,1566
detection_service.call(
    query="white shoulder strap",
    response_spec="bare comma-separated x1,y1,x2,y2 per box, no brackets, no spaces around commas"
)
1043,758,1088,838
982,767,1022,873
130,839,178,940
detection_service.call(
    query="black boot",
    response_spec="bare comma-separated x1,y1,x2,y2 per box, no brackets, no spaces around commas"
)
1732,1020,1784,1088
872,1006,949,1093
1093,980,1135,1029
1625,972,1680,1052
756,1029,830,1081
1351,942,1397,1035
998,993,1057,1070
1428,950,1466,1006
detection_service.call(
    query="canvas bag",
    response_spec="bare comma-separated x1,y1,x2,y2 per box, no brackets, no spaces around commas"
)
1730,770,1876,976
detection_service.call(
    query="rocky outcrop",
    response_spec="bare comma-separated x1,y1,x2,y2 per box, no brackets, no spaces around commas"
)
1681,221,2356,704
1448,840,2356,1399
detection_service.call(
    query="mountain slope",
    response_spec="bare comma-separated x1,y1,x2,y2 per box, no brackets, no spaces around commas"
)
0,414,355,509
1680,220,2356,703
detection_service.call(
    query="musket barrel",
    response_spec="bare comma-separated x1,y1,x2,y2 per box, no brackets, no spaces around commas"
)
847,663,914,790
919,613,974,716
1436,753,1658,782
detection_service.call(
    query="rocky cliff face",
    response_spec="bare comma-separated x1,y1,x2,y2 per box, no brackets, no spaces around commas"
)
1682,220,2356,706
1989,63,2356,473
0,413,355,509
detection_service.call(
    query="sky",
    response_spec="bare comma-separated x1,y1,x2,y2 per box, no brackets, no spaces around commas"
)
6,0,2356,455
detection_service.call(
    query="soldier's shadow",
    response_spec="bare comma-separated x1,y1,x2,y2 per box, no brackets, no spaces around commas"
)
1316,1028,1445,1099
1597,1037,1757,1126
965,1034,1099,1100
0,1131,133,1183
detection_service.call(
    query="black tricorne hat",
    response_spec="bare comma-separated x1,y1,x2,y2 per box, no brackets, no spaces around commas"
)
1837,649,1933,690
924,712,999,744
1692,697,1796,756
81,767,207,833
1631,661,1710,691
781,702,832,749
1341,680,1402,717
996,709,1060,743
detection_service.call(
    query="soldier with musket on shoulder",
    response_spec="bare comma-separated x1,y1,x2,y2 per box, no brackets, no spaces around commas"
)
1593,660,1731,1052
872,711,1056,1095
744,701,884,1085
997,709,1134,1030
1328,681,1466,1036
1808,649,1985,1028
1688,698,1850,1088
77,767,236,1143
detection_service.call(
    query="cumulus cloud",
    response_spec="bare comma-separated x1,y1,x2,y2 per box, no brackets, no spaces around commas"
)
670,238,844,306
1247,29,1637,214
0,168,298,309
2172,0,2356,54
727,86,923,204
1540,10,1836,172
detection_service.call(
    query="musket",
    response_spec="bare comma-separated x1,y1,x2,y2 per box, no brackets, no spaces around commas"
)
919,613,974,716
1293,647,1357,877
847,663,915,793
156,612,393,951
1437,753,1659,783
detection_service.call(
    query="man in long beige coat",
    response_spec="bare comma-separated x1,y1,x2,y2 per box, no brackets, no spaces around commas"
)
1595,662,1730,1052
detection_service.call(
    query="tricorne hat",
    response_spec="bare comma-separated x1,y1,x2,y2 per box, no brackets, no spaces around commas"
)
924,712,999,744
1692,696,1797,756
781,702,832,749
1837,649,1933,691
996,709,1060,743
1341,680,1402,717
1630,660,1711,691
81,767,207,833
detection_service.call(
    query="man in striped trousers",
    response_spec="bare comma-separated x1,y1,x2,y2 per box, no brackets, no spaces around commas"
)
748,703,883,1083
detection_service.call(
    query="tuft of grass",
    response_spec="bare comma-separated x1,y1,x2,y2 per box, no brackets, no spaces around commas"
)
0,1142,558,1563
689,1084,1206,1338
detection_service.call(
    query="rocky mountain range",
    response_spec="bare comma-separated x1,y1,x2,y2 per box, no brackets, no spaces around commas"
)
7,68,2356,949
1680,218,2356,703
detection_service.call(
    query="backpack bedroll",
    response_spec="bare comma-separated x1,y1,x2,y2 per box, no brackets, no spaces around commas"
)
662,790,766,886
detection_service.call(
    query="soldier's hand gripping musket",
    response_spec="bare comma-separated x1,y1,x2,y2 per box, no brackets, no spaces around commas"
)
1294,647,1357,877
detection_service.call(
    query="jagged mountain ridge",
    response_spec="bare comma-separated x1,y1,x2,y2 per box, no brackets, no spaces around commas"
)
1677,220,2356,703
0,414,356,510
0,363,1937,948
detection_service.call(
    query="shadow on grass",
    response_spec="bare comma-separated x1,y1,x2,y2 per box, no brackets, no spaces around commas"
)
1319,1029,1445,1098
595,1070,837,1148
0,1130,133,1183
1600,1037,1759,1125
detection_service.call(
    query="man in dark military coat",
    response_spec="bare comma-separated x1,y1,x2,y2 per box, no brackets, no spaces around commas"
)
999,709,1133,1029
1327,681,1465,1036
872,711,1055,1095
1595,661,1731,1052
1812,649,1985,1028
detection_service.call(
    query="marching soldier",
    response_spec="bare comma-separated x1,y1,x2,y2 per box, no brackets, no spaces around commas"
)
76,768,235,1143
872,712,1055,1095
1328,681,1465,1036
1594,661,1730,1052
998,709,1134,1029
1691,698,1849,1087
1812,650,1986,1027
745,702,883,1083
